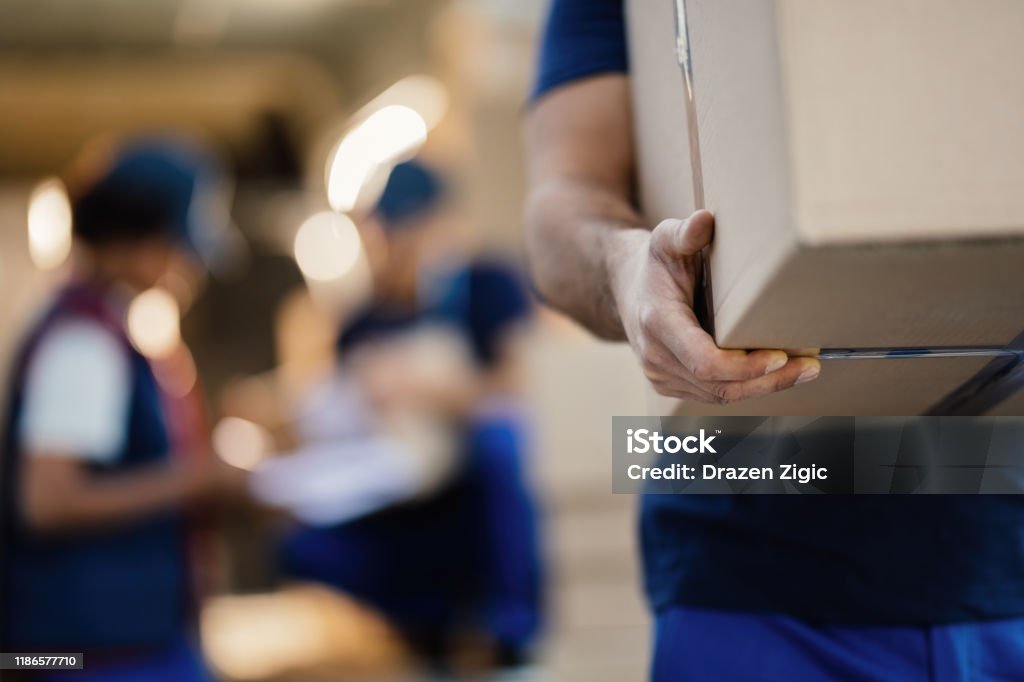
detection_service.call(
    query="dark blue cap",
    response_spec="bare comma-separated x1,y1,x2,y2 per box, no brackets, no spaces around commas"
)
372,160,445,230
71,137,225,263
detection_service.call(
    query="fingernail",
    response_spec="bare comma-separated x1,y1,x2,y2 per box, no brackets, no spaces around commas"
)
795,366,820,385
764,354,788,375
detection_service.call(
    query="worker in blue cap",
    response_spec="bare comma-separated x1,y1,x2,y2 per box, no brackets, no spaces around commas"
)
280,160,546,677
0,137,246,681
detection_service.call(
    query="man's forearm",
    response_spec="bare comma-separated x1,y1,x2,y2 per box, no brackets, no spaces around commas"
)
21,456,209,533
525,176,648,340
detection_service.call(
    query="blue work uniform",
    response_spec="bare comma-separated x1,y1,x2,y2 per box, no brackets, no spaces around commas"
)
0,283,209,681
281,259,544,665
437,260,545,663
533,2,1024,679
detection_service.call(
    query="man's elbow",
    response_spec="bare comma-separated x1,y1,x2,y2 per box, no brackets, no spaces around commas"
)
522,187,564,306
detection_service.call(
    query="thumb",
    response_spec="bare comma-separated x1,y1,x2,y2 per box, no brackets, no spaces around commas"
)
650,210,715,260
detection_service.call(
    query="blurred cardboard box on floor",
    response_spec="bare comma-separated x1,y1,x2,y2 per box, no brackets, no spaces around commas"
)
627,0,1024,415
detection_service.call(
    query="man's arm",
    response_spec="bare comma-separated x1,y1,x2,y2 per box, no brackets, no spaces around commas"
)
524,75,820,403
16,320,248,534
20,454,243,533
525,76,639,340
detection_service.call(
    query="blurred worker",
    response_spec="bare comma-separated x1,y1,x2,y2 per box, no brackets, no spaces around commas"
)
525,3,1024,681
0,138,245,681
280,160,545,676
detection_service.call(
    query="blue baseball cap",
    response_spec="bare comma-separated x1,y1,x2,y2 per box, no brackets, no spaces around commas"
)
371,160,446,230
71,136,234,270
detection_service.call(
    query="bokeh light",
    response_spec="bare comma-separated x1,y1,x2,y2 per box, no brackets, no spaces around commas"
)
126,287,182,359
27,177,73,271
293,211,363,282
326,105,428,212
212,416,273,471
373,74,449,132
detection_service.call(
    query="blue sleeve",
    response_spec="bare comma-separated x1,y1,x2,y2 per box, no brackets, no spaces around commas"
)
531,0,629,101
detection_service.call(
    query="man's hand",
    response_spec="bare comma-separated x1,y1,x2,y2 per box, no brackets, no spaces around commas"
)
608,210,820,404
525,75,819,405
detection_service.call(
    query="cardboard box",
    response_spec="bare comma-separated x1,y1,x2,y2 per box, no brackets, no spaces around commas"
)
651,354,1004,417
627,0,1024,351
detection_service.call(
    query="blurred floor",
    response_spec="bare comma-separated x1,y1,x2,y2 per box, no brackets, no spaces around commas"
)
543,494,648,682
527,324,651,682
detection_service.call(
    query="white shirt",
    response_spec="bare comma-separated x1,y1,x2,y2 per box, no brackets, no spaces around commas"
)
19,320,131,464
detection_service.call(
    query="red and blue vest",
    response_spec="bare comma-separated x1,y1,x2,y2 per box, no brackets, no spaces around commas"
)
1,283,190,651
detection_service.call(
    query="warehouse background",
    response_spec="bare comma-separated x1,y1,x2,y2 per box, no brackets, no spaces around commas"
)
0,1,652,680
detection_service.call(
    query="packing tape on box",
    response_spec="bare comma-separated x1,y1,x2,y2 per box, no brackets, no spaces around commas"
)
673,0,703,211
674,0,718,341
671,0,1024,415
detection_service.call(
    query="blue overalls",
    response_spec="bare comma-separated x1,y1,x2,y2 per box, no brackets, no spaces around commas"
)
642,493,1024,681
281,260,545,666
0,283,209,681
